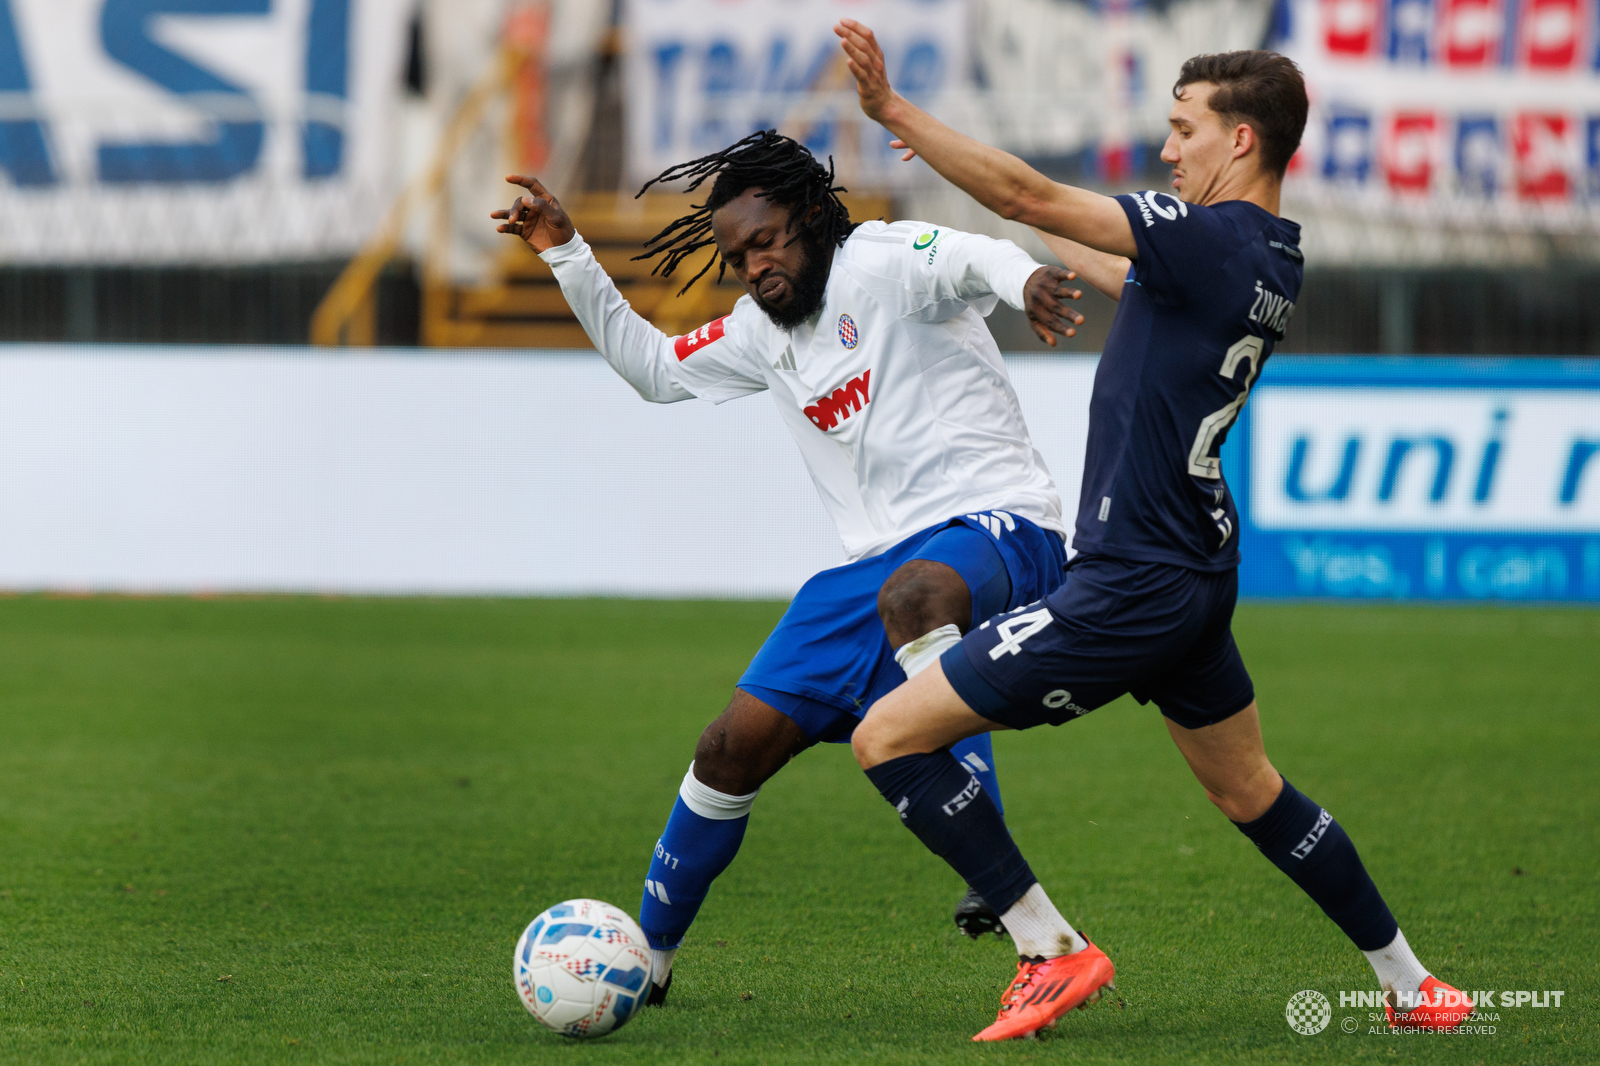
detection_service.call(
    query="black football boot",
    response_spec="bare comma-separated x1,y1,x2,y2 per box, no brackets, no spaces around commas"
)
953,886,1006,938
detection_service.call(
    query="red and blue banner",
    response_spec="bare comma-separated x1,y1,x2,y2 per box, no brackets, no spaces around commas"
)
1277,0,1600,209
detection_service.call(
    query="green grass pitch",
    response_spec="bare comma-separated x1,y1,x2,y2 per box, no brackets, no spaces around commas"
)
0,596,1594,1065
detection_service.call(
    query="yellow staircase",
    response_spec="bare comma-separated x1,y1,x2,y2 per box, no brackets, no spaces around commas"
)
422,192,894,349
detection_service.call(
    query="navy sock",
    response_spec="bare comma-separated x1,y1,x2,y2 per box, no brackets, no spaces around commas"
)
1234,777,1399,951
638,797,749,951
864,750,1036,913
949,732,1004,817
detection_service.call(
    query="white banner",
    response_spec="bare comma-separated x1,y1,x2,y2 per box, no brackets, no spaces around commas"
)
0,0,412,263
622,0,967,189
0,347,1094,597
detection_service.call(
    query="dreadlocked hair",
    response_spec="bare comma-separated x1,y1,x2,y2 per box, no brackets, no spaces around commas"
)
634,130,855,295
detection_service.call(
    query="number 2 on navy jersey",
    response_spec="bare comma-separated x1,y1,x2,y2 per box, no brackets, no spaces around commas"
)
1186,335,1265,479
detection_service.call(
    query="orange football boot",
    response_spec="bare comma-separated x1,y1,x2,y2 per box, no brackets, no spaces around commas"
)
972,938,1116,1041
1385,976,1473,1030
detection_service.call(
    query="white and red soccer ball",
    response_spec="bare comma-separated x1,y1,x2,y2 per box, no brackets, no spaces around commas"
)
514,898,653,1039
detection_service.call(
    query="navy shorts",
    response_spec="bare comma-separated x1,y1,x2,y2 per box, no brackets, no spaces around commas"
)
942,554,1255,731
739,511,1067,742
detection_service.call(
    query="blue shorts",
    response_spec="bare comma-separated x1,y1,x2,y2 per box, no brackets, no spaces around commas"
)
739,512,1067,743
942,554,1255,732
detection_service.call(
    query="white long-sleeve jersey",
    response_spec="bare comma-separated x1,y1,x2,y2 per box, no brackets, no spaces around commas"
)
541,219,1066,561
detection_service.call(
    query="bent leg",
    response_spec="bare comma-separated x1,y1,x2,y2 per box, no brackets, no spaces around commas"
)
854,665,1085,957
640,689,810,986
853,660,1003,768
1161,702,1281,822
692,687,811,794
1166,704,1424,989
879,540,1011,805
949,732,1002,816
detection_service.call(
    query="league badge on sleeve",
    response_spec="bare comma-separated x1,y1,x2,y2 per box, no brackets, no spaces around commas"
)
838,313,859,350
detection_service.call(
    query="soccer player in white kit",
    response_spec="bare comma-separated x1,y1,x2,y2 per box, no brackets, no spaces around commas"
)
493,131,1086,1006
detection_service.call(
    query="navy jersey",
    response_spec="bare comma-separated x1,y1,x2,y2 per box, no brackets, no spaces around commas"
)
1069,193,1303,572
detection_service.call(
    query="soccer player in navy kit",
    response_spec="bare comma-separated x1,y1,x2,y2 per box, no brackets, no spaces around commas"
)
837,24,1468,1042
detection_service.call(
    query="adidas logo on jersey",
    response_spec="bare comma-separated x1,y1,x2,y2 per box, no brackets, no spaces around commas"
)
804,370,871,431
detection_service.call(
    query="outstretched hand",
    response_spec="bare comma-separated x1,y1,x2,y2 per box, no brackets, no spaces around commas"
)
834,19,903,127
491,174,576,253
1023,266,1085,347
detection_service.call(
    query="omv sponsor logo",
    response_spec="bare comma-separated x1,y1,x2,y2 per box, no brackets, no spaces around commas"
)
1234,364,1600,601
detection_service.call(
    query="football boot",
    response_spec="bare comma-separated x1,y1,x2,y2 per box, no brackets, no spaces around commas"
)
1385,976,1472,1030
644,969,672,1008
954,886,1006,939
972,937,1115,1041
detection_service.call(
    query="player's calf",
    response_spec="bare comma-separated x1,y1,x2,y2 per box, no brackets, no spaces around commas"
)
1230,776,1459,1009
639,692,808,1004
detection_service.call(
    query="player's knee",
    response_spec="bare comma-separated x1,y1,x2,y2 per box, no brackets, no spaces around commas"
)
878,560,968,647
691,726,758,793
1202,766,1281,823
692,724,767,796
691,701,805,795
1203,788,1241,819
850,714,890,770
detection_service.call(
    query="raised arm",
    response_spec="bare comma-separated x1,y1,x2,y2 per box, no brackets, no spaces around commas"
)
835,21,1137,260
494,176,692,404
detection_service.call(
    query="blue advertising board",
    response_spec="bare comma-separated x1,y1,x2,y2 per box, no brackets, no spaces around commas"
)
1226,357,1600,601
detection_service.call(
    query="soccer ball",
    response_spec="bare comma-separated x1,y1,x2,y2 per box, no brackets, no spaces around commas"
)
513,898,653,1039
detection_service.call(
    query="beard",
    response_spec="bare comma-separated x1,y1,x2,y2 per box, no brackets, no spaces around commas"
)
752,235,831,332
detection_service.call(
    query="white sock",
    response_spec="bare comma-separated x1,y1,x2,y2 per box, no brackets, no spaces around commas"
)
998,883,1089,958
678,762,759,820
650,947,677,987
1363,929,1428,995
894,623,963,678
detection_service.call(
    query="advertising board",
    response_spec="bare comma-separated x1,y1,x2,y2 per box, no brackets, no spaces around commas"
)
1276,0,1600,215
0,0,410,263
1229,357,1600,599
621,0,966,188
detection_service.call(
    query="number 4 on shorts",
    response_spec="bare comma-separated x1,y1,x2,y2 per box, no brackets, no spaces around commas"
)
988,607,1053,660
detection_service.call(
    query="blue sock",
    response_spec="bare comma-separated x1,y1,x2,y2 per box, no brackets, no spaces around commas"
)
864,750,1036,914
949,732,1004,816
1234,777,1399,951
639,790,751,952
